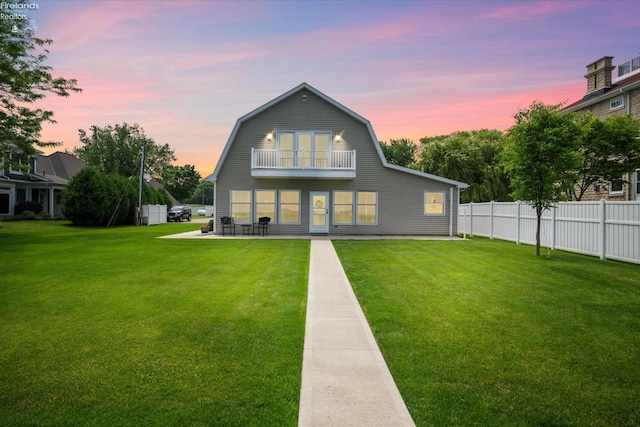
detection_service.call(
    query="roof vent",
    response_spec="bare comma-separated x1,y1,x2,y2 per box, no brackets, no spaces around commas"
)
302,94,307,102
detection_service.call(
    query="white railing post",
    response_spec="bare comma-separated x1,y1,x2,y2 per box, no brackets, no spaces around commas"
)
469,202,474,237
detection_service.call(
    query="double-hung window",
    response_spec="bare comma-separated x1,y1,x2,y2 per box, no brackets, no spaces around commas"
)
279,190,301,224
334,191,354,224
255,190,276,222
424,192,445,215
231,190,251,223
333,190,377,225
356,191,377,224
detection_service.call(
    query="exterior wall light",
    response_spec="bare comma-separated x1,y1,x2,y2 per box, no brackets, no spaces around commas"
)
335,135,341,142
267,133,273,141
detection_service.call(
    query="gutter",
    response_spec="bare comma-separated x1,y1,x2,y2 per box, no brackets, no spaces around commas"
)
564,79,640,112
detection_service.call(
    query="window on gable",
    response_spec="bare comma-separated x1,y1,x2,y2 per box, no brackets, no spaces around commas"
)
425,192,445,215
610,95,624,111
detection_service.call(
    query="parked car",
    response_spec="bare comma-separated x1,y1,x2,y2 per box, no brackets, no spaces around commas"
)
167,206,192,222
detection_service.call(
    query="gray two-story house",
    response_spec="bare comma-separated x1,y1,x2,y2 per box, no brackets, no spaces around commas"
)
211,83,467,236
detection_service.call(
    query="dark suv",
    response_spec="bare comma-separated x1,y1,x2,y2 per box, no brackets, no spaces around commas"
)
167,205,192,222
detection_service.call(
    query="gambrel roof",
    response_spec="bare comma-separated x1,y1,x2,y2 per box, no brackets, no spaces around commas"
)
211,82,468,189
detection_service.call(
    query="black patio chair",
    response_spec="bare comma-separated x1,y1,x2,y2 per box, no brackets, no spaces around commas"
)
220,216,235,236
253,216,270,236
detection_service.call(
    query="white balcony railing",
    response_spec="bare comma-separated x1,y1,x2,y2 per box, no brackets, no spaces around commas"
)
251,148,356,170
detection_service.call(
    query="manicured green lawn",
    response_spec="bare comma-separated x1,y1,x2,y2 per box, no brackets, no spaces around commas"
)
333,238,640,427
0,221,309,426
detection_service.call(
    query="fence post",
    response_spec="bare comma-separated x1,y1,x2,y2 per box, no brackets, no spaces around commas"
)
469,202,473,237
490,200,494,240
600,199,606,260
551,204,556,250
516,201,521,244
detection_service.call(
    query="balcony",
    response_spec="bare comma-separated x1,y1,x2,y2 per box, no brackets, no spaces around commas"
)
251,148,356,179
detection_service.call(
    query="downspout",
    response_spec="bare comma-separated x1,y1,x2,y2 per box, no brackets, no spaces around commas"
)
213,181,217,233
449,187,454,236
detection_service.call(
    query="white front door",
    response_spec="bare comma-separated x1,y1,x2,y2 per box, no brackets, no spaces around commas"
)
309,191,329,234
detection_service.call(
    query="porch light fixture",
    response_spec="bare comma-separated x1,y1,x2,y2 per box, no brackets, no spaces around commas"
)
266,133,273,141
334,134,342,142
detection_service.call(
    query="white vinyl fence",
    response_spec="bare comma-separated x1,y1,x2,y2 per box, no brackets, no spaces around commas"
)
141,204,167,226
459,201,640,264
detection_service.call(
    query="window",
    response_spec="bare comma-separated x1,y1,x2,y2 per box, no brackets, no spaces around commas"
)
609,177,624,195
610,95,624,111
356,191,377,225
635,170,640,196
254,190,276,222
231,190,251,223
279,190,300,224
424,192,445,215
334,191,354,224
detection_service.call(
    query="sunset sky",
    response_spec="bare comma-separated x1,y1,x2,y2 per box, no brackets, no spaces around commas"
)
25,0,640,177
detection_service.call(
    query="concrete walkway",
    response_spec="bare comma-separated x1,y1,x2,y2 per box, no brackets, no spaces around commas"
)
298,240,415,427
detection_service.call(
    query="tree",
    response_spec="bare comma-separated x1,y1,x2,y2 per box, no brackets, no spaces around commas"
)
161,164,202,203
190,179,214,205
501,101,582,256
419,130,511,203
74,123,175,180
571,114,640,200
0,0,81,169
62,167,169,226
379,138,418,168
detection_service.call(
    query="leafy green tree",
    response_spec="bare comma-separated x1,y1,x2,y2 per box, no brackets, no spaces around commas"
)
571,114,640,200
161,164,202,203
62,168,167,226
74,123,175,180
419,130,511,203
0,0,81,169
379,138,418,168
190,179,214,205
501,101,582,256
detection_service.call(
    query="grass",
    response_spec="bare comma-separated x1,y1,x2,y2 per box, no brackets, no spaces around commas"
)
333,238,640,427
0,221,309,426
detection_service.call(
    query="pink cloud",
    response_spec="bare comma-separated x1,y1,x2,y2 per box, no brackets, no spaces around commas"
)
474,1,584,21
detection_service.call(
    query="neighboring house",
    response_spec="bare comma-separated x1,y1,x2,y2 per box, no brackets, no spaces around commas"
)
564,54,640,201
210,83,468,236
0,150,85,218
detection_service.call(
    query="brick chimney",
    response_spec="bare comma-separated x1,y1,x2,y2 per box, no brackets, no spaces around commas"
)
584,56,614,94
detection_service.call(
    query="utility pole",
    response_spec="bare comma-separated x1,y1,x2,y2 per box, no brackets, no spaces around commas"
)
137,144,146,225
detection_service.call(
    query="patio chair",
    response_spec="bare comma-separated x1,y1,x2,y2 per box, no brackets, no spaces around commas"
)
253,216,270,236
220,216,235,236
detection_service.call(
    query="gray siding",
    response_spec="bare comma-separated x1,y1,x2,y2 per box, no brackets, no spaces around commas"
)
215,87,460,235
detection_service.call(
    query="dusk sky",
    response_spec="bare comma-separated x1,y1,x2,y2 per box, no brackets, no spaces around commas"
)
27,0,640,177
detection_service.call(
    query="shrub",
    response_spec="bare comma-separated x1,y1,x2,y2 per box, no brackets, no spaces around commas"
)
62,169,170,226
21,210,38,220
15,200,43,215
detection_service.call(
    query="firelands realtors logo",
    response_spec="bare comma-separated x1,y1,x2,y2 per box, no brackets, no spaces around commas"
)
1,2,39,33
